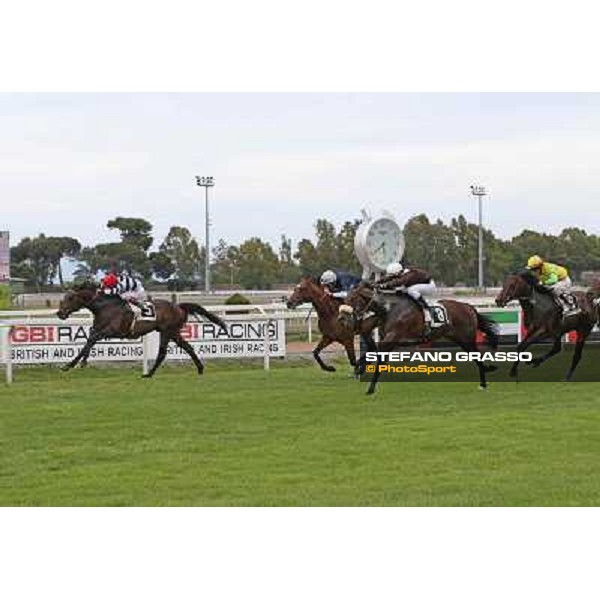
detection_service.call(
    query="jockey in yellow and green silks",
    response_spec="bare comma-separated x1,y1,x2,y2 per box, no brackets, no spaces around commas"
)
526,255,572,297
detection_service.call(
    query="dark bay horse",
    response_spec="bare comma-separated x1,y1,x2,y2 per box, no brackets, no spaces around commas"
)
495,269,597,381
339,282,500,394
56,282,228,377
286,276,380,373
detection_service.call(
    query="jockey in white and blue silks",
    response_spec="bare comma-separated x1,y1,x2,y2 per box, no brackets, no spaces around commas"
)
320,270,362,300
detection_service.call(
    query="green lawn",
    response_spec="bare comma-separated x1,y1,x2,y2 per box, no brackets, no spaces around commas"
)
1,362,599,506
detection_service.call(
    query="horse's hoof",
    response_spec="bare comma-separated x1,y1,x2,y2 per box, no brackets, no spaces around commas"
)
197,370,204,376
508,370,517,379
323,366,336,372
478,385,487,391
141,373,152,379
60,365,71,372
531,360,542,369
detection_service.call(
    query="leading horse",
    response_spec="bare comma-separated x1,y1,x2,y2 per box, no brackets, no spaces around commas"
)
56,282,228,377
495,269,597,381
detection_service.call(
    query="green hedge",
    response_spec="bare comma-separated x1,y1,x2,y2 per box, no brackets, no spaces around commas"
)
0,284,10,309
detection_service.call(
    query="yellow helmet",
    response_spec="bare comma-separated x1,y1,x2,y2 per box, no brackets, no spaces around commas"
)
527,255,544,269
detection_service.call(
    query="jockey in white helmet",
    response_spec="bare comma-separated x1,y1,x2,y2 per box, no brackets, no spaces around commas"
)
379,261,437,335
320,269,361,300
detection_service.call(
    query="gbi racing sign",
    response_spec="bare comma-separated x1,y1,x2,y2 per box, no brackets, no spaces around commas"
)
9,324,144,363
7,319,286,364
165,319,286,360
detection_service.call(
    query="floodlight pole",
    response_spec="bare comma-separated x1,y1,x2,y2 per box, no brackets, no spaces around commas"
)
470,185,487,291
195,176,215,292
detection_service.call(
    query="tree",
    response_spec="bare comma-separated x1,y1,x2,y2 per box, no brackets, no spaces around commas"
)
10,234,78,290
159,226,202,284
278,235,300,283
149,251,176,281
46,236,81,286
211,239,240,286
295,238,319,275
335,220,362,273
236,237,280,289
107,217,153,251
295,219,362,276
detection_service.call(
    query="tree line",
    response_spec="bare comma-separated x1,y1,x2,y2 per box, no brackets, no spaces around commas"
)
9,214,600,290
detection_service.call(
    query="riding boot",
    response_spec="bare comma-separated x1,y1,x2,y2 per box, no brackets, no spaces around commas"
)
415,296,432,339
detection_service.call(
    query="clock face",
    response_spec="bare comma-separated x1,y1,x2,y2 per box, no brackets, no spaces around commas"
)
365,218,403,270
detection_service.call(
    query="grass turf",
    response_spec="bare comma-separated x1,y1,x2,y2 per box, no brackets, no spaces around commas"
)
1,361,599,506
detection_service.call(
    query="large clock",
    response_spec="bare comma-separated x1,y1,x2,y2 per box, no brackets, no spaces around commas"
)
354,210,405,279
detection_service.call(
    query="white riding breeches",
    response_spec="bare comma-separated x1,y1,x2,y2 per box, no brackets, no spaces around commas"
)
548,277,572,296
332,291,348,299
121,288,146,303
405,280,436,300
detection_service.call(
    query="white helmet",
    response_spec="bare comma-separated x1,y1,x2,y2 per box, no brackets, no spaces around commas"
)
320,270,337,286
385,262,404,276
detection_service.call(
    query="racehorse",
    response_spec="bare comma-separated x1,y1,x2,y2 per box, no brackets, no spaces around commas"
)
286,275,380,373
339,281,500,394
495,268,597,381
56,282,228,378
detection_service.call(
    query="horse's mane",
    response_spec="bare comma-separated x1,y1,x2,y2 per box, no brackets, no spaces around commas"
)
512,267,549,293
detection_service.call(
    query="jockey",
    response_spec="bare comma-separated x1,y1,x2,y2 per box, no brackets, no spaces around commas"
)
100,270,148,313
320,269,362,300
378,262,437,334
526,255,575,315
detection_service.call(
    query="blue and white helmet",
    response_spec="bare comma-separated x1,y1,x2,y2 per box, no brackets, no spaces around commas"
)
320,270,337,286
385,262,404,276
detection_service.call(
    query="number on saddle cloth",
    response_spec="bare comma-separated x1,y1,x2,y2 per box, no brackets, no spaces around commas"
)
429,303,449,327
140,301,156,320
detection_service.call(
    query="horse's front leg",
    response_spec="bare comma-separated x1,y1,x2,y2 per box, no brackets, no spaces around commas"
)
61,329,104,371
313,336,336,372
354,333,377,377
509,328,542,379
565,333,588,382
531,337,562,369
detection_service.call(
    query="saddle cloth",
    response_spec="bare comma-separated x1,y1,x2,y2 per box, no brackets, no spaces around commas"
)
130,300,156,324
427,301,449,328
557,293,581,316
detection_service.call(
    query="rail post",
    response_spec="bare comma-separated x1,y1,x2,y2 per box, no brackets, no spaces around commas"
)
264,318,271,371
1,324,13,386
142,334,150,376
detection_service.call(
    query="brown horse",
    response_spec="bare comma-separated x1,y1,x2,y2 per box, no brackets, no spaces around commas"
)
286,276,380,373
495,269,596,381
56,282,228,377
339,281,500,394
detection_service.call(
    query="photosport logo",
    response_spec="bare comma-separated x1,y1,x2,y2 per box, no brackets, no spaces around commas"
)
360,345,600,382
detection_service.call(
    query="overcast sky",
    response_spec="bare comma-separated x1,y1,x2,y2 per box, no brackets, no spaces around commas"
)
2,93,599,252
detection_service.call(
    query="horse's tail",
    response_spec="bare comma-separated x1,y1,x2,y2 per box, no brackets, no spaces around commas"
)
475,310,500,349
178,303,228,333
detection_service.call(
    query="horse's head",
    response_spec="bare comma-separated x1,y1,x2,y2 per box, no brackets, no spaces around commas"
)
495,269,535,307
56,284,96,319
286,276,320,309
337,281,375,327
